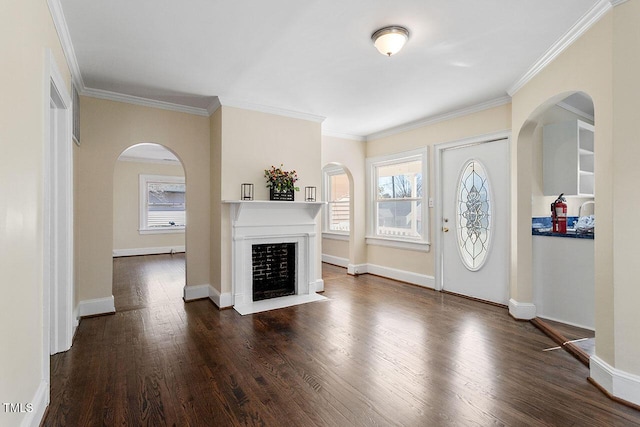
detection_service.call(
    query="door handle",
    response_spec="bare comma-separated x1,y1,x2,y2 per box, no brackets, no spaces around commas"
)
443,227,449,232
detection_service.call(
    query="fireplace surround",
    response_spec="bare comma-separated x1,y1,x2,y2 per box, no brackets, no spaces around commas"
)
224,200,326,315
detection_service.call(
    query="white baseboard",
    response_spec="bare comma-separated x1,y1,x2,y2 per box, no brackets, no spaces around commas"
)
508,299,537,320
21,379,48,427
322,254,349,268
590,355,640,407
310,279,324,292
77,296,115,317
366,263,435,288
209,285,233,309
536,315,594,332
184,284,233,309
347,263,368,275
112,246,185,257
183,284,210,301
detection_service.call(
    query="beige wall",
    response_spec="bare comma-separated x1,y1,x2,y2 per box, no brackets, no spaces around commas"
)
321,135,367,267
510,12,617,363
0,1,72,424
365,104,511,276
113,160,185,251
77,97,210,302
210,108,223,295
612,0,640,375
215,106,323,296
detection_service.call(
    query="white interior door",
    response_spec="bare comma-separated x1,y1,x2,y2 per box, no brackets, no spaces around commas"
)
441,138,509,304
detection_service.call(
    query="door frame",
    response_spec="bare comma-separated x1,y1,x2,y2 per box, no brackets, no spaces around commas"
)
434,130,511,292
43,48,75,372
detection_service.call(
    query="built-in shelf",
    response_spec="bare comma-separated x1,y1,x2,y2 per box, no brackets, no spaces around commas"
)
543,119,595,197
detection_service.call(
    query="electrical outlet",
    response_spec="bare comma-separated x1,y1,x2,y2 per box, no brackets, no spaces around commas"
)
428,197,434,208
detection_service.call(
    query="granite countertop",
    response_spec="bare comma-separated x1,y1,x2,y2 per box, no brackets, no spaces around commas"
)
532,229,594,239
532,216,594,240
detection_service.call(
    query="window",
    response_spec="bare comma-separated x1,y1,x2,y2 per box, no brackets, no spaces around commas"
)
367,149,429,250
139,174,185,234
323,167,350,235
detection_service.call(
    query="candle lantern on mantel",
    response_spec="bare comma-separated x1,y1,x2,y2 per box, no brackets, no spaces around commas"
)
305,186,316,202
241,183,254,200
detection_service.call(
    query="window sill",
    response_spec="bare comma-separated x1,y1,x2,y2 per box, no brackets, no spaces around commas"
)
139,228,185,235
322,232,349,241
365,236,430,252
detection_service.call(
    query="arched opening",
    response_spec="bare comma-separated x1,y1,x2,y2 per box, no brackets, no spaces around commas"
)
112,143,186,310
519,91,596,356
321,162,355,274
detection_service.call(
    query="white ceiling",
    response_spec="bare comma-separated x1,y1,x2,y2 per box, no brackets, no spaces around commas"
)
59,0,600,138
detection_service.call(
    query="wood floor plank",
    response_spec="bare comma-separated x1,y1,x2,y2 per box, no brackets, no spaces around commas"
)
43,255,640,426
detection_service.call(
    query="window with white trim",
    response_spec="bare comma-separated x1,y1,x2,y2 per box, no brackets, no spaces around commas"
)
323,167,350,234
367,149,429,250
139,174,185,234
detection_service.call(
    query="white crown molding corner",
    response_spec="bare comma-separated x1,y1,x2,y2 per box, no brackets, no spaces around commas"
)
219,97,326,123
23,379,48,427
47,0,85,92
322,254,349,268
611,0,629,6
366,96,512,141
366,264,435,288
207,97,222,115
81,87,210,116
508,298,537,320
183,284,210,301
590,355,640,407
507,0,613,96
322,130,367,142
78,296,115,317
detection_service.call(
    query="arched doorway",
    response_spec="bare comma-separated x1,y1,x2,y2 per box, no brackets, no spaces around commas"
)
519,91,596,336
113,143,186,309
321,162,355,273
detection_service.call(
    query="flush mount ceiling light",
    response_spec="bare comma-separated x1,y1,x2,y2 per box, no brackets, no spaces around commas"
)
371,26,410,57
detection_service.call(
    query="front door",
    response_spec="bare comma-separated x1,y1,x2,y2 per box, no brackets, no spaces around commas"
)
441,137,509,305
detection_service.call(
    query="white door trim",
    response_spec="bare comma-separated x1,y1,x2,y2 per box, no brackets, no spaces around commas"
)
43,49,74,370
434,130,511,293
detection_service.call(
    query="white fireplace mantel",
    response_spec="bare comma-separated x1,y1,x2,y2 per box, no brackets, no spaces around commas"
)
225,200,324,225
223,200,326,315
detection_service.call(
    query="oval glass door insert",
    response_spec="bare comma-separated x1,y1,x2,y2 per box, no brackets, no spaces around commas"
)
456,159,492,271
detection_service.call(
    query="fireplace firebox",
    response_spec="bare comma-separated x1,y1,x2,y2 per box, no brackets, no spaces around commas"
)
252,243,296,301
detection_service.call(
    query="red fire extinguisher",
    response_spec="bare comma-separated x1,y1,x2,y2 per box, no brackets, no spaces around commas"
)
551,193,567,234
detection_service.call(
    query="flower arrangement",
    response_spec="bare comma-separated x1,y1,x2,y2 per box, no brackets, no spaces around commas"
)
264,164,300,192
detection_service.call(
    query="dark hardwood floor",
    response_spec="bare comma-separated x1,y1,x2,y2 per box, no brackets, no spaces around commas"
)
45,255,640,426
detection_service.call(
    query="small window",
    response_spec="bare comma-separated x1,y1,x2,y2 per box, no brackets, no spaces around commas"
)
139,174,185,234
323,167,350,234
367,149,429,250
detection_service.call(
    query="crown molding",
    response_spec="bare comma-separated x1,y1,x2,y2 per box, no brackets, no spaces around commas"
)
507,0,613,96
321,130,366,142
81,87,211,116
556,101,595,122
611,0,629,6
218,98,326,123
47,0,85,91
365,96,511,141
207,97,222,115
